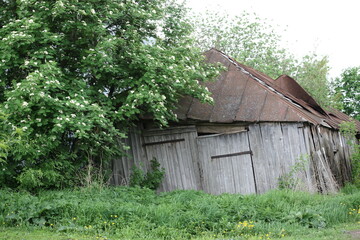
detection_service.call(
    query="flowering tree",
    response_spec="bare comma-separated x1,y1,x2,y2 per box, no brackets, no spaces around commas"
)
0,0,219,189
332,67,360,120
191,11,331,107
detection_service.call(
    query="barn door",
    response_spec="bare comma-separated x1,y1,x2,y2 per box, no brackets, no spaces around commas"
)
197,131,256,195
142,126,201,192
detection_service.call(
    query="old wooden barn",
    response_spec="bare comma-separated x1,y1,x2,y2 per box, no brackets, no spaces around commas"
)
111,49,360,194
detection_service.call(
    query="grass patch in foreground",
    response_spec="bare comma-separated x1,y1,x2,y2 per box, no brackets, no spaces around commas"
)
0,227,101,240
0,187,359,239
1,223,360,240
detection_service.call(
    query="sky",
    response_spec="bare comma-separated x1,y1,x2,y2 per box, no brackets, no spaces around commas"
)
185,0,360,79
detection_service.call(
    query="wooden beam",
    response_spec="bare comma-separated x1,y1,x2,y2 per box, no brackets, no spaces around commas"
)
211,151,253,160
143,138,185,147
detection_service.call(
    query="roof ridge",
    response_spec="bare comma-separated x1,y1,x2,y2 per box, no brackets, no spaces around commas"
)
218,51,322,125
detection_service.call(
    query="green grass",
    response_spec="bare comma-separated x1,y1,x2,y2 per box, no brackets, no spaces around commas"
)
1,223,359,240
0,227,98,240
0,187,359,239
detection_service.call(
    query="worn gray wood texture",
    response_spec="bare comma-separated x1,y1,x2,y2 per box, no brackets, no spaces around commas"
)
142,126,201,192
305,125,353,193
110,127,148,186
315,125,339,192
248,123,315,193
111,123,353,195
197,131,256,195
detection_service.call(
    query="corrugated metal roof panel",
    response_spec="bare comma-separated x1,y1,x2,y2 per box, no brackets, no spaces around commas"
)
174,48,360,133
260,93,289,121
210,65,249,122
235,79,268,122
175,96,193,120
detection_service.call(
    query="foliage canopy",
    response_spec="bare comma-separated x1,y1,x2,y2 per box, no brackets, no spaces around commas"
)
191,11,331,107
333,67,360,120
0,0,219,189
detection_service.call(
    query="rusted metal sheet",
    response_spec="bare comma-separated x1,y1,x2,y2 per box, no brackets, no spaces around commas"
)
207,47,232,69
260,92,289,121
327,108,360,132
175,96,193,120
210,64,249,122
285,107,307,122
186,69,228,121
174,48,360,133
275,75,324,113
235,78,268,122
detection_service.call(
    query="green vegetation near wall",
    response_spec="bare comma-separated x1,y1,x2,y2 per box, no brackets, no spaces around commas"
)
0,187,359,239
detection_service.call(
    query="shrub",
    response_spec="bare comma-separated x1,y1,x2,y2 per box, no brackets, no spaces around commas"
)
129,158,165,190
278,154,308,190
339,120,360,187
0,187,360,239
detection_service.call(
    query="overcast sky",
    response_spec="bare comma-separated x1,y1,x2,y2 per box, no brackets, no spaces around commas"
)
185,0,360,79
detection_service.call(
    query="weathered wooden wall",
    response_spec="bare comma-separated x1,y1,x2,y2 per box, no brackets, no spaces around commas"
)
306,125,352,192
247,123,315,193
142,126,201,192
111,128,149,186
111,126,201,192
111,122,353,195
197,131,256,195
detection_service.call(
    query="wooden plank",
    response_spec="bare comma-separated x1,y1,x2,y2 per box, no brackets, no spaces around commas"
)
143,138,185,146
298,125,317,192
143,126,197,136
309,126,339,193
211,151,252,159
196,125,247,134
247,123,268,194
248,123,317,193
197,131,256,195
143,129,201,192
256,123,284,191
280,123,316,192
111,126,148,186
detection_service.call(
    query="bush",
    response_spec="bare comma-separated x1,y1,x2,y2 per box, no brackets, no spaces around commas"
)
129,158,165,190
0,187,359,239
339,120,360,187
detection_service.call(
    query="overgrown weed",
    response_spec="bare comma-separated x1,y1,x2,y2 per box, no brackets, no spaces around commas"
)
0,187,360,239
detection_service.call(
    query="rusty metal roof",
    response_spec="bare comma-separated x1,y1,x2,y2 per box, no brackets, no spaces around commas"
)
175,48,360,132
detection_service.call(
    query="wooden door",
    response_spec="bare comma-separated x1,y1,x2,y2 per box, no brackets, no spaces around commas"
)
197,131,256,195
142,126,201,192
